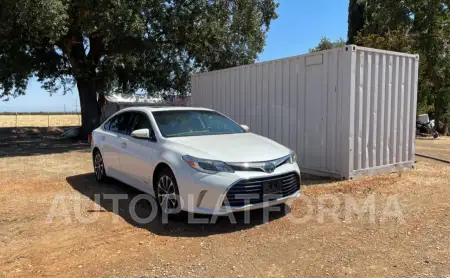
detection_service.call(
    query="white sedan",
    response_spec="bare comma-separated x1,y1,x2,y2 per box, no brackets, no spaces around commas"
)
91,107,301,215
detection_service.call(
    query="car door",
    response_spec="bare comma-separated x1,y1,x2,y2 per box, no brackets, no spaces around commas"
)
100,115,123,176
108,111,134,180
119,112,159,188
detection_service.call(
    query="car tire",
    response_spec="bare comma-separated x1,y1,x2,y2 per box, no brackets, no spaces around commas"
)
154,167,182,217
93,150,108,182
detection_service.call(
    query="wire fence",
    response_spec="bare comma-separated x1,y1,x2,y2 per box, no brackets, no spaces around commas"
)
1,103,80,114
0,102,82,127
0,113,81,128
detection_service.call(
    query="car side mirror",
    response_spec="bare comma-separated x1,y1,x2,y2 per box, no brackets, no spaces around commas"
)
240,124,250,132
131,128,150,139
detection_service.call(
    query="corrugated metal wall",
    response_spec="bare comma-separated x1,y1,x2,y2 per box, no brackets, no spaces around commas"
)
348,47,419,177
191,46,419,179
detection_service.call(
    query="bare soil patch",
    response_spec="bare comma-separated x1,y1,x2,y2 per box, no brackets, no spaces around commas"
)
0,137,449,277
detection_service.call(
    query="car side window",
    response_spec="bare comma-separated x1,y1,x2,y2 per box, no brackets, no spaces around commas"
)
103,116,117,130
109,112,133,135
106,116,118,132
131,113,151,130
130,112,156,141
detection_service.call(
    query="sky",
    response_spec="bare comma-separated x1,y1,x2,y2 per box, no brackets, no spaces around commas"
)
0,0,348,113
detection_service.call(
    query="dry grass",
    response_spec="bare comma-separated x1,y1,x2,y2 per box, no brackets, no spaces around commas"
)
0,137,449,277
0,114,80,128
416,136,450,161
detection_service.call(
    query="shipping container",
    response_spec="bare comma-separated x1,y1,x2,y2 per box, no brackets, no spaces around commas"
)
191,45,419,179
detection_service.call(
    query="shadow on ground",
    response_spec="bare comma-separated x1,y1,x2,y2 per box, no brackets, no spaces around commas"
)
66,173,295,237
0,127,89,157
300,173,341,186
416,136,442,141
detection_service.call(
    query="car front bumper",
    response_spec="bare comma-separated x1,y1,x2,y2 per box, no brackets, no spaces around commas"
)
191,190,301,215
174,162,301,215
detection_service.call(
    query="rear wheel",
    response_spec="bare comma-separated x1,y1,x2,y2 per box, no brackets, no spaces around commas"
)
155,167,181,215
93,150,107,182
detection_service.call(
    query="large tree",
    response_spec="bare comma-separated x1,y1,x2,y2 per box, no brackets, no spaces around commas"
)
352,0,450,132
0,0,278,136
347,0,365,44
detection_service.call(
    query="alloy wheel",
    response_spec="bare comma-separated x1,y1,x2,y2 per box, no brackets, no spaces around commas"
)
94,152,104,180
157,175,178,214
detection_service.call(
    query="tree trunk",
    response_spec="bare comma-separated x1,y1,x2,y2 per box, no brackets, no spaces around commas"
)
435,98,442,134
442,124,449,136
77,79,101,139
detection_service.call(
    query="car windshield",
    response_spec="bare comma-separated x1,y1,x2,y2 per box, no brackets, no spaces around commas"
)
152,110,245,138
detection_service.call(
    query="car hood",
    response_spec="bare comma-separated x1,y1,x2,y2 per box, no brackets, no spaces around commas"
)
167,133,290,162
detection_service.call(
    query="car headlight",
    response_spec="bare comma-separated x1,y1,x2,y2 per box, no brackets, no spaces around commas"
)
182,155,234,174
289,151,297,164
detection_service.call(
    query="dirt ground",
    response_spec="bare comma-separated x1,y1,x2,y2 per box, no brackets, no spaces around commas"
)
0,129,449,277
416,136,450,162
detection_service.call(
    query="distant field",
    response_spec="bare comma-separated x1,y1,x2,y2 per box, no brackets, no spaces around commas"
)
0,114,81,127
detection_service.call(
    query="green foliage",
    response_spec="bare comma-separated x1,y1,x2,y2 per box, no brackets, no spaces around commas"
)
417,102,435,116
359,0,412,35
351,0,450,126
309,37,346,53
355,29,412,52
347,0,365,44
0,0,278,133
0,0,279,98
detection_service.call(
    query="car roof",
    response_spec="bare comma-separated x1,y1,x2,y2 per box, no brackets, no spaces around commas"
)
119,106,215,113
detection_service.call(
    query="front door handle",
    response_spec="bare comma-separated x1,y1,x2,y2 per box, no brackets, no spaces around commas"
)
121,142,127,148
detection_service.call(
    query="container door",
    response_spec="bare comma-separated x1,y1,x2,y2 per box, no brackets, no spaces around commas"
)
304,62,325,170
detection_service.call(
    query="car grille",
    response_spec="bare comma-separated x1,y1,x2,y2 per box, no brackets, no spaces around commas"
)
223,172,300,207
227,161,288,172
226,156,290,172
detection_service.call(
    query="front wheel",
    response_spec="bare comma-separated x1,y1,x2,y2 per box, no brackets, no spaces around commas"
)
155,167,181,215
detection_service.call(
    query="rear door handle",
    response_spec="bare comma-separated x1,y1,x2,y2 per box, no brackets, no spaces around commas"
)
121,142,127,148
